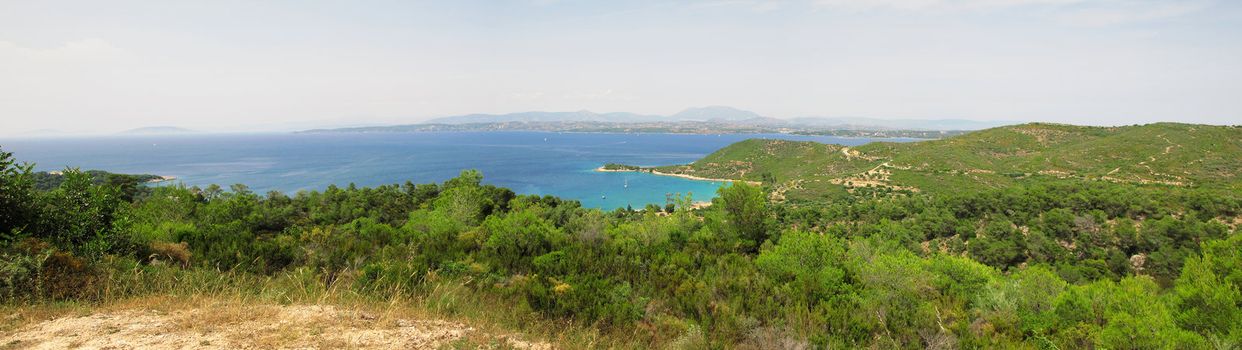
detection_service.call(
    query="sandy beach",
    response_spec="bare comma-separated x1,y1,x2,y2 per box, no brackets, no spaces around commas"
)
594,166,761,185
148,175,177,183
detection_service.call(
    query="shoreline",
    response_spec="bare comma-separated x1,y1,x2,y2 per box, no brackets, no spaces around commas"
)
299,129,943,141
148,175,177,183
595,166,761,185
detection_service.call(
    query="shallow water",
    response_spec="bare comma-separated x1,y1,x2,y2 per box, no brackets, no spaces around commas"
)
1,132,917,209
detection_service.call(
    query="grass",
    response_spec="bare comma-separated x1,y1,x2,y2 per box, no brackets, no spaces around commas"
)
1,260,649,349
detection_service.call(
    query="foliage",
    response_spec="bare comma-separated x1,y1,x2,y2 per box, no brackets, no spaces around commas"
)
654,123,1242,201
1,143,1239,348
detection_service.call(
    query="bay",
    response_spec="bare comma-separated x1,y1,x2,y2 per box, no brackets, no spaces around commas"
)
1,132,917,209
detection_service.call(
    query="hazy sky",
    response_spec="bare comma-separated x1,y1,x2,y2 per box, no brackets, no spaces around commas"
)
2,0,1240,134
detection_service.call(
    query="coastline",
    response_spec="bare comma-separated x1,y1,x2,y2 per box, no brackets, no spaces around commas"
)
594,166,761,185
148,175,177,183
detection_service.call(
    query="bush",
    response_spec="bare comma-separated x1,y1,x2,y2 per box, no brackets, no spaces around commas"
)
148,241,191,267
1,238,98,301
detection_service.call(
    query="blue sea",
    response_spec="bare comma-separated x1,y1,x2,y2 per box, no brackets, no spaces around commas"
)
1,132,916,209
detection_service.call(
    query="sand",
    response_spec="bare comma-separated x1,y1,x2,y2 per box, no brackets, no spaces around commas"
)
1,303,550,350
595,166,761,185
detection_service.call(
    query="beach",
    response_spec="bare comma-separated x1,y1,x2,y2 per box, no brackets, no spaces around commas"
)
594,166,761,185
148,175,177,183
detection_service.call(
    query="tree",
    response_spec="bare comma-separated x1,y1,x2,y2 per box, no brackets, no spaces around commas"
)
433,186,493,226
482,211,565,272
1097,277,1205,349
1169,254,1241,341
0,147,37,238
970,220,1025,268
42,168,124,255
1040,208,1075,241
756,230,847,304
714,182,770,251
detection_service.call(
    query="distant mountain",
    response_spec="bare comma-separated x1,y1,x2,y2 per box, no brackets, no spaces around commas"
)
425,111,665,124
670,106,765,121
119,126,197,135
304,106,1021,134
417,108,1013,130
301,121,970,139
787,117,1014,131
423,106,779,125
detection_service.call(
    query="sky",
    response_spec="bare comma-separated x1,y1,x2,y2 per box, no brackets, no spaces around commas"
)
1,0,1240,134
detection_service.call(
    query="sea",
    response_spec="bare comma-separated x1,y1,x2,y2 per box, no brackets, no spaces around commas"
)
1,132,917,209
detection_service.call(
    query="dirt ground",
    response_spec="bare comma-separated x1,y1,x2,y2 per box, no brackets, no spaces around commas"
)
1,302,551,349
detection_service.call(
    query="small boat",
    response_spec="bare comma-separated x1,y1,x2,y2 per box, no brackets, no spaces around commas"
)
601,194,607,199
624,179,629,188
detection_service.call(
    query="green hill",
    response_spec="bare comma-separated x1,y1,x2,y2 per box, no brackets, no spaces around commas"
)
650,123,1242,201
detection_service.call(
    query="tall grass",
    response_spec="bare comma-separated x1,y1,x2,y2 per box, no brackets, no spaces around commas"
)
2,256,643,349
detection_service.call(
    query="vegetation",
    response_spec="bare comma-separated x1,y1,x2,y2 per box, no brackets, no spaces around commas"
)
2,122,1241,349
653,123,1242,202
793,129,970,139
600,163,642,171
32,170,163,191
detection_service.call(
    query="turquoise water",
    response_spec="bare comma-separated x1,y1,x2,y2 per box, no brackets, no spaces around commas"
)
1,132,916,209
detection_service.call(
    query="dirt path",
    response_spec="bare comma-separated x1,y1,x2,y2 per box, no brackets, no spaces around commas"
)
2,303,550,350
1120,134,1188,186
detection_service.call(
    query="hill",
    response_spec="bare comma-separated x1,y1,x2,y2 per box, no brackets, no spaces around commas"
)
424,110,666,124
646,123,1242,201
669,106,765,121
303,107,1016,134
300,120,973,138
787,116,1014,130
119,126,196,135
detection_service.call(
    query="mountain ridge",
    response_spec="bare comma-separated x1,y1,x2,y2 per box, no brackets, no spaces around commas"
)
118,126,197,135
306,106,1018,133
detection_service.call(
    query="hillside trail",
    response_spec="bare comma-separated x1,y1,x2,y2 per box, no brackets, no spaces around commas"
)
1127,134,1187,185
1,303,551,350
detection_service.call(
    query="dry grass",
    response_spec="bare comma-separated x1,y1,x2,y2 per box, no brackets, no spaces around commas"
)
148,242,192,267
1,295,551,349
0,264,645,349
